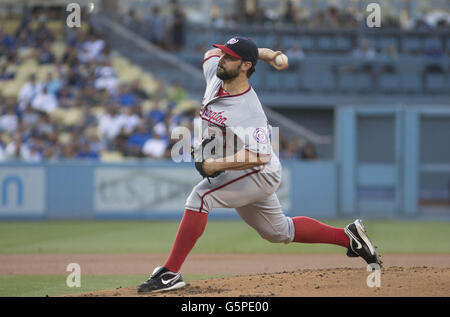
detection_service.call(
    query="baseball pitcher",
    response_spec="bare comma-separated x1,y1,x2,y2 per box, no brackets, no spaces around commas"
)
138,37,382,293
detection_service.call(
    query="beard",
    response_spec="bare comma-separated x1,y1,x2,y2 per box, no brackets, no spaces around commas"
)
216,64,241,81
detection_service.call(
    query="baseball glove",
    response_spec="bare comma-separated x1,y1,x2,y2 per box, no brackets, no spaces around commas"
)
191,137,223,181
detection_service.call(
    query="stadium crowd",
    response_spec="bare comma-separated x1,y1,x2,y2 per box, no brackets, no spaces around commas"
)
0,15,316,162
0,15,198,162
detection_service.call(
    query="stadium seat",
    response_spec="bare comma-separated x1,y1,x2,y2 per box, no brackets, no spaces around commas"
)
280,35,299,50
335,37,351,51
100,151,124,162
300,61,335,92
298,36,314,50
401,37,422,53
400,73,422,92
354,73,372,92
398,60,423,92
265,71,282,91
317,37,333,51
379,73,401,93
446,37,450,52
424,37,442,51
337,73,355,92
249,73,264,90
378,37,398,51
425,73,446,92
280,72,300,91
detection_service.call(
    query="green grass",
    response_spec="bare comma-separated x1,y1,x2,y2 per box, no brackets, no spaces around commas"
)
0,274,223,297
0,220,449,254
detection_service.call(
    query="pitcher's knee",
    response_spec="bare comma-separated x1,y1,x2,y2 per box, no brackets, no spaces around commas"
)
186,190,211,213
259,230,291,244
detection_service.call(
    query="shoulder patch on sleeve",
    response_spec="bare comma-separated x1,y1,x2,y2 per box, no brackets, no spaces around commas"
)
253,128,268,144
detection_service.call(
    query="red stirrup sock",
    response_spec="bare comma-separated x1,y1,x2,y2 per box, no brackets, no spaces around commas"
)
164,209,208,273
292,216,349,248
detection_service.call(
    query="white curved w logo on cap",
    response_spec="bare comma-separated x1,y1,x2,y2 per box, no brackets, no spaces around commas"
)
227,38,239,45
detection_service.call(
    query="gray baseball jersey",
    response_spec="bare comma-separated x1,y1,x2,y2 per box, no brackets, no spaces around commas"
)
185,54,294,244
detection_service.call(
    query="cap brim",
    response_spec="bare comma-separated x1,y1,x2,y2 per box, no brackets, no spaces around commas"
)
212,44,242,59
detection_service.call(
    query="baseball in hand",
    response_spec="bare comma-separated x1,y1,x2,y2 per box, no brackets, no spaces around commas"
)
274,54,288,67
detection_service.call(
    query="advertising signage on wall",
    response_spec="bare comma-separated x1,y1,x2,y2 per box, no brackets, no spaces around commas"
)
93,167,291,215
0,168,45,216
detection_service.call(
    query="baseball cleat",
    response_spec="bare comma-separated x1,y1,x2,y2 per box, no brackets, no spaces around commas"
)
137,266,186,293
344,219,382,267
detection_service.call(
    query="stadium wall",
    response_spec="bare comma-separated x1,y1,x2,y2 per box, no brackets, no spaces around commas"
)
0,160,337,220
1,106,449,221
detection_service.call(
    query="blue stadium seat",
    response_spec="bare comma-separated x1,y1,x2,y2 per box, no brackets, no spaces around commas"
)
250,73,264,90
265,71,282,91
402,37,422,53
317,37,333,51
282,72,300,91
424,37,442,51
335,37,351,51
425,73,446,92
282,35,299,49
337,73,355,91
298,36,314,50
379,73,401,93
446,37,450,52
354,73,372,92
300,61,334,91
400,73,422,92
378,37,398,51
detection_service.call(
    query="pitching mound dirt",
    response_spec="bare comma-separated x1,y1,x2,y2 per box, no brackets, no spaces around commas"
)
66,266,450,297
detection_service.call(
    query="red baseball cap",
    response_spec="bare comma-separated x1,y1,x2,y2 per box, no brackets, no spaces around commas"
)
213,36,258,66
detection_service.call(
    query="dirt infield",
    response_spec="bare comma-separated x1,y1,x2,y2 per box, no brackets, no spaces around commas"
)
1,254,449,296
68,267,450,297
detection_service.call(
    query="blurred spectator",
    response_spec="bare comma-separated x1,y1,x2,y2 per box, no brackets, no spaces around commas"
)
35,19,54,43
45,72,62,96
170,0,186,51
286,44,305,61
4,132,33,161
281,139,302,160
142,130,169,159
34,112,54,136
98,105,126,141
80,32,105,63
125,122,152,157
15,29,33,54
37,41,56,64
0,107,18,133
58,87,77,108
18,74,43,110
380,44,398,73
129,79,150,101
148,6,166,48
168,80,187,104
301,142,318,160
62,45,79,67
0,27,15,53
148,99,166,124
282,1,298,24
323,5,340,28
118,83,138,107
352,40,376,60
22,106,40,128
31,87,59,113
0,64,15,80
121,106,140,134
94,59,119,94
76,140,99,159
0,142,5,162
60,142,77,159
